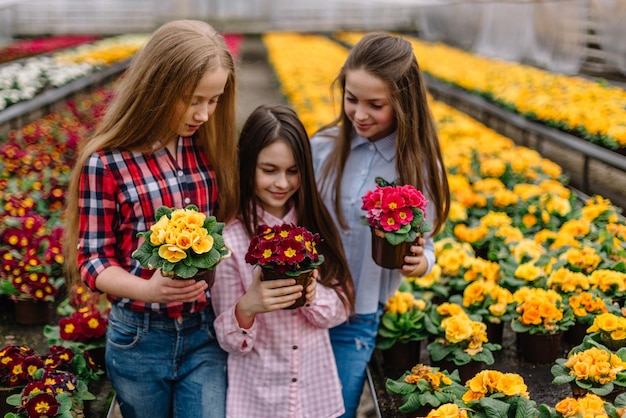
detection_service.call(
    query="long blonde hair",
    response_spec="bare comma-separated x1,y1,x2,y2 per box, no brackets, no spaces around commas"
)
63,20,239,287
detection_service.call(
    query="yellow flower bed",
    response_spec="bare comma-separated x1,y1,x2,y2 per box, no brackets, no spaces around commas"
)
54,34,149,66
334,31,626,149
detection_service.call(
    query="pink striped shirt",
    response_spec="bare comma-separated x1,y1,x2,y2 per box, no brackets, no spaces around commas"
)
212,207,347,418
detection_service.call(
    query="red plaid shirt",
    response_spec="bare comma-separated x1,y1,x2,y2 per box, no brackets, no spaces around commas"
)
77,136,217,317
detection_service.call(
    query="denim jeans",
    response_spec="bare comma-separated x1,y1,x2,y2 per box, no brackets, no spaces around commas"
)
106,303,227,418
329,305,383,418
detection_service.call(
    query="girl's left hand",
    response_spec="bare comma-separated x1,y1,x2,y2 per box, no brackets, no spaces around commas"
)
305,269,318,303
401,236,428,277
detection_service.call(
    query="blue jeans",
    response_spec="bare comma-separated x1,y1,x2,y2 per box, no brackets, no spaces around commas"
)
106,303,227,418
329,305,383,418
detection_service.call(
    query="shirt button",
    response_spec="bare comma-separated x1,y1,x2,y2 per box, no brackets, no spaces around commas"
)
184,197,191,204
360,169,366,175
369,144,375,151
177,170,184,177
242,330,247,335
292,378,297,383
292,345,298,350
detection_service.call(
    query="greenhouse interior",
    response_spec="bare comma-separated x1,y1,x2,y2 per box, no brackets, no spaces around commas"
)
1,1,626,418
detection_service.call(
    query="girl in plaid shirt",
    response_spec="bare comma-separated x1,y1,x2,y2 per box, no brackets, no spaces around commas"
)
211,104,355,418
63,20,238,418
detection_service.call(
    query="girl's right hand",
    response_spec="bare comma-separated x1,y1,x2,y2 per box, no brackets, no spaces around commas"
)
235,273,303,328
145,269,208,303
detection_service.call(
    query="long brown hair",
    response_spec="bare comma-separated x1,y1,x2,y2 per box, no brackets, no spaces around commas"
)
238,104,355,313
63,20,239,287
317,32,450,234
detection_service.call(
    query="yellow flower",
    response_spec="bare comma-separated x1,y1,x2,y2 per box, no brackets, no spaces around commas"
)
191,234,214,254
158,244,187,263
426,403,468,418
441,315,473,343
555,397,581,417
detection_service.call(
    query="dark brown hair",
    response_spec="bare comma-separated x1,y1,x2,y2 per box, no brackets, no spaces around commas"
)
238,104,355,313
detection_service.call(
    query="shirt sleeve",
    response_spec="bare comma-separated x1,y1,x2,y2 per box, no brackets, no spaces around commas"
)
77,152,123,291
212,222,258,355
299,281,348,329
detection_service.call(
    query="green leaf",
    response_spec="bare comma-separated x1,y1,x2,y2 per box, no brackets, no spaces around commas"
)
478,396,510,418
155,206,173,220
385,377,416,395
172,263,198,279
551,375,575,385
385,231,408,246
380,313,400,332
398,392,426,413
515,396,539,418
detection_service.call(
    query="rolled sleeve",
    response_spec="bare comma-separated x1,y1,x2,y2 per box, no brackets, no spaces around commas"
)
77,153,122,291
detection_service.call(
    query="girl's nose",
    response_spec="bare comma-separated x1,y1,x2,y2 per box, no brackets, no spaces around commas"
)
194,104,210,122
274,173,289,188
354,105,368,121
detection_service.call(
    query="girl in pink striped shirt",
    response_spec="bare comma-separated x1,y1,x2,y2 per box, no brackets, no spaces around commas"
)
212,104,355,418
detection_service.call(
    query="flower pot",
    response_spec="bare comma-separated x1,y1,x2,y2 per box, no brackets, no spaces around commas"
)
262,269,313,310
192,269,216,288
600,331,626,351
380,340,422,379
431,358,483,383
516,331,562,364
0,385,22,416
564,322,589,347
370,227,417,270
570,383,626,404
164,269,216,288
485,321,504,345
13,298,53,326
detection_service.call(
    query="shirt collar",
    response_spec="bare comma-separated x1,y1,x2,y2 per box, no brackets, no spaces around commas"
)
350,129,397,162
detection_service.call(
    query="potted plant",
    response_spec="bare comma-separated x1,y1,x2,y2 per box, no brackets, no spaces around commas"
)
132,204,231,286
1,344,44,416
538,392,622,418
564,291,613,346
585,312,626,352
0,213,64,325
360,177,432,269
376,287,431,377
511,286,575,363
384,363,466,416
462,369,538,418
245,223,324,309
43,283,110,371
551,341,626,402
448,278,515,345
2,345,101,418
426,302,502,382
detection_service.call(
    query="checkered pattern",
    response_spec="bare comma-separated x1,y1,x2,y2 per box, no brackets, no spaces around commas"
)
212,208,347,418
77,136,217,317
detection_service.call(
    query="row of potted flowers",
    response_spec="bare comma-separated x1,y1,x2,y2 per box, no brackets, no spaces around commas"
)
0,35,101,65
0,33,149,111
0,342,104,418
261,31,626,415
0,34,243,309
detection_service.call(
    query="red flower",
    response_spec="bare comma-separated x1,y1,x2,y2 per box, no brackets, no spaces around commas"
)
23,392,59,417
245,223,324,275
360,179,433,245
